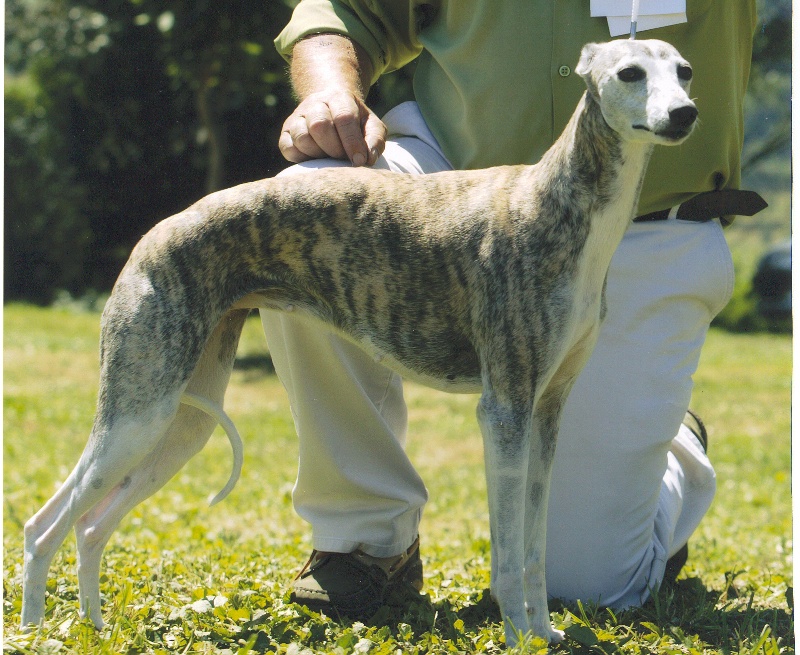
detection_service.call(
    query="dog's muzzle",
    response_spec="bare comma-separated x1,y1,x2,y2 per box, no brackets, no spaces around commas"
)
656,104,698,140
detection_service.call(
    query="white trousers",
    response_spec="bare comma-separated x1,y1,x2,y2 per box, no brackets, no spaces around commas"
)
261,102,728,607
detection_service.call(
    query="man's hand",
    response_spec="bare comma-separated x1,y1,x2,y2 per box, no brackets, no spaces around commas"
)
280,34,386,166
279,89,386,166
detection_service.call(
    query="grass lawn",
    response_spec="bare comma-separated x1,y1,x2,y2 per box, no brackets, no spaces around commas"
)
3,303,792,654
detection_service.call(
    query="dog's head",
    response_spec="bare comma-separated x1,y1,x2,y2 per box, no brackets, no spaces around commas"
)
575,39,697,145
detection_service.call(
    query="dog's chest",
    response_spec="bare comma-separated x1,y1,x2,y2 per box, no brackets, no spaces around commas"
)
568,206,629,329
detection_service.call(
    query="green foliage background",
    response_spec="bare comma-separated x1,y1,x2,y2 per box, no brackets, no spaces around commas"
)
4,0,298,301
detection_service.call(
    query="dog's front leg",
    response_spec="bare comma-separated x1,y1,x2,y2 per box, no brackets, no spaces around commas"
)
477,391,532,647
522,334,598,644
522,383,571,644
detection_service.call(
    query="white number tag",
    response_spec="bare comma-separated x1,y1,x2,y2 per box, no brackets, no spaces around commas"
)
590,0,687,37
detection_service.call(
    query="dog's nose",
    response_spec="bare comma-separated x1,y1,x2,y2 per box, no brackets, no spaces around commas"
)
668,105,698,130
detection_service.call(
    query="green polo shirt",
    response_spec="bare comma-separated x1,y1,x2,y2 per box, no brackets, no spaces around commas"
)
275,0,757,217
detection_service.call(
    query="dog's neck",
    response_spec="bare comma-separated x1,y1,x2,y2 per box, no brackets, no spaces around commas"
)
517,90,654,312
540,91,654,223
530,91,653,274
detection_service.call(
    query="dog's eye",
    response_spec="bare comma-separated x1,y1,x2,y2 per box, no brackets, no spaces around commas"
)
677,65,693,81
617,66,645,82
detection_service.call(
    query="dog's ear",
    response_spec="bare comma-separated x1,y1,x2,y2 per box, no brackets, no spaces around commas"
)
575,43,600,78
575,43,601,97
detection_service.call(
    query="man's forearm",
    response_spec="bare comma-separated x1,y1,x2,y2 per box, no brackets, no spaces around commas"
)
279,33,385,165
290,34,374,101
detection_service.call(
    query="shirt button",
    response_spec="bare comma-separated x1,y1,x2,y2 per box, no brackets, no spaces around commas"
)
558,65,571,77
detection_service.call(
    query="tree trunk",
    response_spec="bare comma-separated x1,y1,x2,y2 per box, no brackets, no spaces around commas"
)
196,80,228,194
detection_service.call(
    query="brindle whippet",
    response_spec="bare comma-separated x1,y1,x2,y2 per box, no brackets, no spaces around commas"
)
21,40,697,645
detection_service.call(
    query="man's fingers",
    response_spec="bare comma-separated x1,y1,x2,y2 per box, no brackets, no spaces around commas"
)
303,105,351,160
278,128,315,163
362,110,387,165
290,110,340,159
325,93,374,165
278,91,385,166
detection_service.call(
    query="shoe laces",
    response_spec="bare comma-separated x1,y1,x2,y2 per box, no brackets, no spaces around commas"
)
295,537,420,581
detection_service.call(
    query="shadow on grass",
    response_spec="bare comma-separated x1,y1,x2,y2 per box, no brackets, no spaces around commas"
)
157,576,792,655
230,585,503,653
629,576,795,650
529,576,796,653
184,577,792,653
379,578,793,650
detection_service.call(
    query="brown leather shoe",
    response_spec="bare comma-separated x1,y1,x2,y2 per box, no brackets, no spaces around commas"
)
290,538,423,618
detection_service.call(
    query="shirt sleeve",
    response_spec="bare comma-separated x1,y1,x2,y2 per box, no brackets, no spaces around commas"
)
274,0,432,84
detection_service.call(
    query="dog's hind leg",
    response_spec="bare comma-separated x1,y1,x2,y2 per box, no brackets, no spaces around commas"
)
74,403,224,627
21,410,175,629
21,467,83,628
22,310,249,629
72,309,249,628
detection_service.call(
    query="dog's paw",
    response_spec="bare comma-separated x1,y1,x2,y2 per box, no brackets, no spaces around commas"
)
525,619,565,645
504,624,565,649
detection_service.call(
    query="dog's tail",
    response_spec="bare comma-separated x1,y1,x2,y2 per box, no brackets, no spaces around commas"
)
180,392,244,506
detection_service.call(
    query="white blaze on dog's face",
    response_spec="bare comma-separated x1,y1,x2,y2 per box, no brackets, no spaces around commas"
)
576,39,697,144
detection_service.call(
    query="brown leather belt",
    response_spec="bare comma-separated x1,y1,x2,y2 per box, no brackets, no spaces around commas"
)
633,189,768,223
